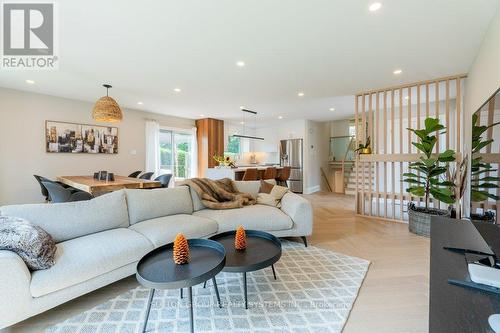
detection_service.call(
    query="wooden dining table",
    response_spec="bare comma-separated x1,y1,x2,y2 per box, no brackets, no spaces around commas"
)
57,175,162,196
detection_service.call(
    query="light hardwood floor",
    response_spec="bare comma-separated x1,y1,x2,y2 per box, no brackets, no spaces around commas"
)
4,192,429,333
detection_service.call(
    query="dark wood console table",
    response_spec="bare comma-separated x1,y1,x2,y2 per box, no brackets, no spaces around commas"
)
430,217,500,333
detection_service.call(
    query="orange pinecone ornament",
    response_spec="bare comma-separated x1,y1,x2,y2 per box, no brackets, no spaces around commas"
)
173,233,190,265
235,226,247,250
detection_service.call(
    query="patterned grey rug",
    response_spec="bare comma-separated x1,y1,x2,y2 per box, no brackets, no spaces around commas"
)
47,241,370,333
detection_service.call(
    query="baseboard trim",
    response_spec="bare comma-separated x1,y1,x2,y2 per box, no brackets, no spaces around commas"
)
304,185,321,194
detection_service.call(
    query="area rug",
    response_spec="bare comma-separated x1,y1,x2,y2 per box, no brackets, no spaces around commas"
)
47,241,370,333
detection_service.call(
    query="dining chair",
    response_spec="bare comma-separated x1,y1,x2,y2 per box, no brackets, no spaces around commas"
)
128,171,142,178
276,166,291,187
41,181,93,203
262,167,277,180
242,168,258,181
154,174,173,188
34,175,51,202
139,172,154,180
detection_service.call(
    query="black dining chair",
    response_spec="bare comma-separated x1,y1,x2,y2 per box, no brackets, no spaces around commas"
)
139,172,154,180
34,175,51,202
128,171,142,178
41,181,93,203
154,174,172,188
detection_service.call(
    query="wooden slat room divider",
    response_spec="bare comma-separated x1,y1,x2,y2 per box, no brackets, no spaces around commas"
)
355,74,467,222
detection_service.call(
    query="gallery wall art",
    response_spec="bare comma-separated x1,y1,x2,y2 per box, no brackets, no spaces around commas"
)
45,120,118,154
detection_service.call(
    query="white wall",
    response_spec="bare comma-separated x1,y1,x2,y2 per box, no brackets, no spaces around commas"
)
0,88,194,205
463,7,500,216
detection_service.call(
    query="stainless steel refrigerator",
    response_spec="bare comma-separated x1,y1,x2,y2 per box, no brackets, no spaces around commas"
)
280,139,303,193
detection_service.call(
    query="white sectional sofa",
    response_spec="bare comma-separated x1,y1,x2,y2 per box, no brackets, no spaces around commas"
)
0,181,313,329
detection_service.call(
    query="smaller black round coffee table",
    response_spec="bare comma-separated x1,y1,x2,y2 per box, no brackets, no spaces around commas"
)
209,230,282,309
136,239,226,333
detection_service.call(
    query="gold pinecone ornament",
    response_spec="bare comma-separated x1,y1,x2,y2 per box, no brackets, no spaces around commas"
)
173,233,190,265
235,226,247,250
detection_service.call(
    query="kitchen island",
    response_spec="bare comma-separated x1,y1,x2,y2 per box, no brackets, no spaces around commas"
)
206,166,282,181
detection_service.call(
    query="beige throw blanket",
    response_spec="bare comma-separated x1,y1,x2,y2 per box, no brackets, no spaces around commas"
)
179,178,256,209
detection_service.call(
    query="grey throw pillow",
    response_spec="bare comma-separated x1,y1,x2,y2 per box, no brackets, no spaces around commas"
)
0,216,57,270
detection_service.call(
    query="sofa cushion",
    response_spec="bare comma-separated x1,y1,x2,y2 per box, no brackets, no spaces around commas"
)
189,186,206,211
193,204,293,232
30,228,153,297
125,187,193,225
0,191,129,243
129,214,218,248
234,180,276,198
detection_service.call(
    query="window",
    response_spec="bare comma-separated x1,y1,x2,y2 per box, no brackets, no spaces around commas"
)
159,129,193,179
225,135,241,159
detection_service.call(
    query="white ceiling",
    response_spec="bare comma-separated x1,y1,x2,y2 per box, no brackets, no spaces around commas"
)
0,0,499,125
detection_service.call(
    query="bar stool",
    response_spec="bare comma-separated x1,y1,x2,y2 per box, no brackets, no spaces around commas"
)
242,168,258,181
262,167,277,180
276,166,291,187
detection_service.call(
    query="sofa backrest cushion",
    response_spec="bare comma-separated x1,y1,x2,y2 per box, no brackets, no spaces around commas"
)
125,186,193,224
234,180,276,198
0,190,129,243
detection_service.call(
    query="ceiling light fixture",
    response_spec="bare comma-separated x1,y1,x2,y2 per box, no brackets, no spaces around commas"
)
393,69,402,75
240,106,245,109
92,84,123,123
369,2,382,12
278,116,283,119
173,88,181,93
233,108,264,140
200,114,205,117
137,101,143,105
25,79,35,84
236,61,245,67
298,92,305,97
329,108,335,111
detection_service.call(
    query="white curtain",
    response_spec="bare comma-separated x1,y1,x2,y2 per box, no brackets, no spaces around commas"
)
145,120,160,178
190,127,198,178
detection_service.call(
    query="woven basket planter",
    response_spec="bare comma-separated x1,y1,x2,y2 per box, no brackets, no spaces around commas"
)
408,203,449,237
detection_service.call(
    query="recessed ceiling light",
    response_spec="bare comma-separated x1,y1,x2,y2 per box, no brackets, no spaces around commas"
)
369,2,382,12
393,69,402,75
297,92,305,97
25,79,35,84
278,116,283,119
173,88,181,93
137,101,143,105
240,121,245,125
236,61,245,67
329,108,335,111
240,106,245,109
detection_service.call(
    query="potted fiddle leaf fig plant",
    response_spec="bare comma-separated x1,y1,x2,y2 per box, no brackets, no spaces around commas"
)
403,118,455,237
470,113,500,223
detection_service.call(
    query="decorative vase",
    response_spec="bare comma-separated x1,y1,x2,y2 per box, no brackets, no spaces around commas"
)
408,203,449,237
235,226,247,250
173,233,190,264
360,147,372,154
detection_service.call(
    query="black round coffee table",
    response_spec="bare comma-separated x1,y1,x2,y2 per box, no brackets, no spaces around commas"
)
136,238,226,333
208,230,282,309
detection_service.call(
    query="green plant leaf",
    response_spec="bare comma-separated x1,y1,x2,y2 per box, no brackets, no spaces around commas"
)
407,186,425,196
471,190,490,202
471,183,499,189
430,187,455,204
429,167,447,177
480,176,500,181
404,179,425,184
473,139,494,153
437,150,455,162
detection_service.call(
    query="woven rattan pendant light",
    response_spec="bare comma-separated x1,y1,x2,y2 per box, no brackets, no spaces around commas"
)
92,84,123,122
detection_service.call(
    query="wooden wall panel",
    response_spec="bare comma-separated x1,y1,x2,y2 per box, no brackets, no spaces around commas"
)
196,118,224,177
